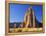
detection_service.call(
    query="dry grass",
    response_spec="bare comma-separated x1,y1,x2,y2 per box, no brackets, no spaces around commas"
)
9,28,42,33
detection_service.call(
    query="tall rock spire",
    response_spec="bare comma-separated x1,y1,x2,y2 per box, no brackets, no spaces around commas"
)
23,7,35,28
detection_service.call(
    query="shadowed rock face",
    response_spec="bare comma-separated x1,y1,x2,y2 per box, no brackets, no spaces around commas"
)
35,16,42,28
9,7,42,28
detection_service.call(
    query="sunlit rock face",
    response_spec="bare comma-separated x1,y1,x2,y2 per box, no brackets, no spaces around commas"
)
23,7,35,28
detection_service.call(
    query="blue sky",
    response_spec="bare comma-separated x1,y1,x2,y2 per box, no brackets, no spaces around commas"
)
10,3,43,23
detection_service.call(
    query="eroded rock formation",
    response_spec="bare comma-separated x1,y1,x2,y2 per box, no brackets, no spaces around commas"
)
23,7,35,28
